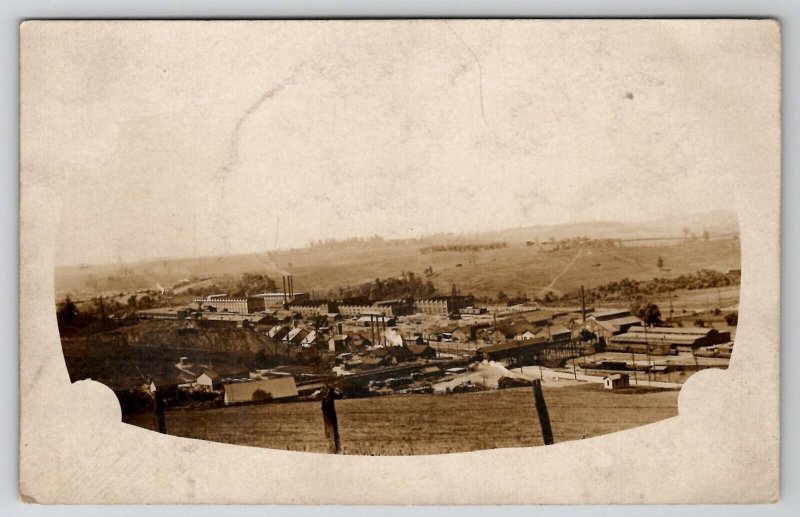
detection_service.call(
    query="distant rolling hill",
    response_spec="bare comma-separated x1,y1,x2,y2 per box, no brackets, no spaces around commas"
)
55,212,739,301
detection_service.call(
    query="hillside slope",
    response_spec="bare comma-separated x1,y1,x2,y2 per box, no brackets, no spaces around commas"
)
61,322,293,391
56,238,740,302
55,212,739,300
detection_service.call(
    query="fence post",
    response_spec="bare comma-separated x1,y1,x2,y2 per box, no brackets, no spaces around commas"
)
321,387,341,454
153,389,166,434
532,379,554,445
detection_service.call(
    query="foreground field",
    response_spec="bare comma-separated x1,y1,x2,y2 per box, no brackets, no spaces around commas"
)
123,384,678,455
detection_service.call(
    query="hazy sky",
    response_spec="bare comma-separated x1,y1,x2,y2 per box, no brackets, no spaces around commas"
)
20,21,778,266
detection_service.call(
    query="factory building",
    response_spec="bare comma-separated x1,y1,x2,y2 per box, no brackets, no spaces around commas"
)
414,295,474,316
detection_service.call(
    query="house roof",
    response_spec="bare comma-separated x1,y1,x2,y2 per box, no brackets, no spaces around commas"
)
360,356,387,365
199,369,220,379
610,333,705,345
201,312,257,322
286,327,308,340
405,343,434,356
591,315,642,332
369,346,415,360
268,325,290,338
626,326,720,336
534,325,571,338
420,366,442,375
500,322,535,337
356,315,395,323
591,309,633,321
481,338,548,354
522,311,555,325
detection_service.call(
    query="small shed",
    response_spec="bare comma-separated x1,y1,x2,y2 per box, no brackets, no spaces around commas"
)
604,373,630,390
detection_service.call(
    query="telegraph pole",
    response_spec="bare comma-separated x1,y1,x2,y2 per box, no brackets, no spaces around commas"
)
668,289,674,323
644,323,651,387
580,285,586,324
532,380,554,445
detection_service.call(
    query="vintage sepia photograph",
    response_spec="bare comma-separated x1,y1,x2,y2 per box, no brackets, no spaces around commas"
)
19,19,780,504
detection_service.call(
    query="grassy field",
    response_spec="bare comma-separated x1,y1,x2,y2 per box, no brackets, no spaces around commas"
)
123,384,678,455
58,237,740,301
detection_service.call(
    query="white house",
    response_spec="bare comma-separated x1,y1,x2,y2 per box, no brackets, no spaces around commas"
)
196,369,221,391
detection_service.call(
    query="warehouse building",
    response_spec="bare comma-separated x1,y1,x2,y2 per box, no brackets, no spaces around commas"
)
223,377,299,405
608,326,732,355
584,309,643,339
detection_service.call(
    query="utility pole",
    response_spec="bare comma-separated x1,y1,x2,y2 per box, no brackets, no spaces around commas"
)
532,380,554,446
668,288,674,323
321,387,341,454
572,349,578,381
581,285,586,324
152,389,166,434
493,310,498,345
644,324,651,387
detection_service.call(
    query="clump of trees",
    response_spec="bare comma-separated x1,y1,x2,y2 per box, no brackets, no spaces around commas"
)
532,236,621,252
190,272,278,297
57,294,142,337
307,235,387,250
557,269,740,306
334,271,437,302
227,273,278,297
419,242,508,254
631,302,662,326
496,291,531,305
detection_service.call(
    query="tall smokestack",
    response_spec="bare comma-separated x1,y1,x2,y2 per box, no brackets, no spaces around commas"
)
282,276,287,304
289,275,294,301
